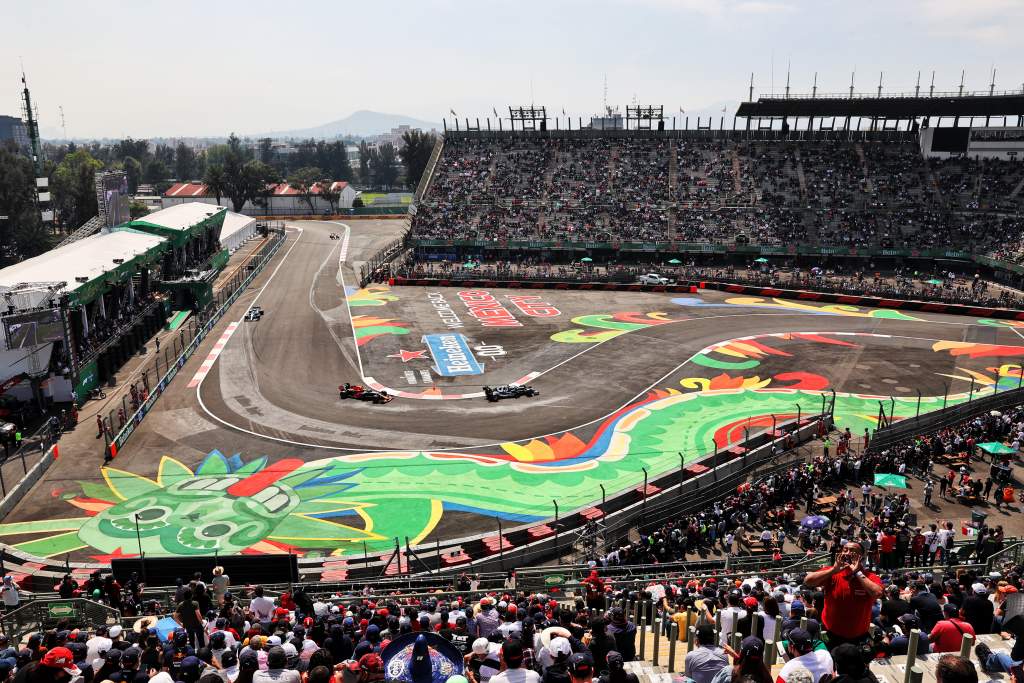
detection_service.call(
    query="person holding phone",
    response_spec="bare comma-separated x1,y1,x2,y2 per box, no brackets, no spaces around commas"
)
803,542,883,650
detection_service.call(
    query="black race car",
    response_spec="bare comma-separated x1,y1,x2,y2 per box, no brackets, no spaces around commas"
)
244,306,264,321
339,383,394,404
483,384,539,402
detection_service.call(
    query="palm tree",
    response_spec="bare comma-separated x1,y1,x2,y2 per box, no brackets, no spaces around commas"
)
203,164,226,205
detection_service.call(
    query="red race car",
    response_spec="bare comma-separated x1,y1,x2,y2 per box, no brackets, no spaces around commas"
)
339,383,393,404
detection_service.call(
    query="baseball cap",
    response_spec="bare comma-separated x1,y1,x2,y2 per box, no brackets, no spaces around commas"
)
550,637,572,659
740,636,764,659
898,614,921,629
787,628,813,653
790,599,805,612
568,652,594,677
743,597,758,610
471,638,490,656
501,639,523,666
239,651,260,671
42,647,81,676
109,625,124,638
358,654,382,673
942,603,959,617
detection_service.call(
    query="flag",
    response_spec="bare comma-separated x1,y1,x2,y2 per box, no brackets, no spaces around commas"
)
450,109,457,116
492,107,499,117
562,108,566,115
722,106,727,112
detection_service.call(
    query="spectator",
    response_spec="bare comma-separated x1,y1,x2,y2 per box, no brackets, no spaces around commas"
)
211,567,230,606
12,647,80,683
711,636,772,683
776,629,834,683
491,639,540,683
598,652,637,683
567,653,595,683
929,604,976,653
684,624,729,683
961,585,995,635
803,542,883,649
935,655,978,683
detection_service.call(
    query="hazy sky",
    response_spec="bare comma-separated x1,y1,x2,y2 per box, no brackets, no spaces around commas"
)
3,0,1022,139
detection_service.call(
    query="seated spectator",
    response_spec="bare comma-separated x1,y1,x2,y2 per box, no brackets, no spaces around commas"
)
684,624,729,683
777,629,834,683
929,604,976,653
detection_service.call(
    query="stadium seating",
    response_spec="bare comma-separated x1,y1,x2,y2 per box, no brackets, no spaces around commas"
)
412,135,1024,252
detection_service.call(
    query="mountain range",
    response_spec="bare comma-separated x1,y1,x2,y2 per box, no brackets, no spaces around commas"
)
258,110,442,139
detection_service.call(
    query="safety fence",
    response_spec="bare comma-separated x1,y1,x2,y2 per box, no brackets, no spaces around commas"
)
104,228,287,460
358,232,411,287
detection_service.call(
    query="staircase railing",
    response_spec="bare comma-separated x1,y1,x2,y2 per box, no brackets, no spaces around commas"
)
54,215,104,249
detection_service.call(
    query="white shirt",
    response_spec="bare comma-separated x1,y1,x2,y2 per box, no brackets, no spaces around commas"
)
490,669,541,683
779,649,834,683
85,635,112,665
719,607,746,645
0,584,18,606
250,596,276,621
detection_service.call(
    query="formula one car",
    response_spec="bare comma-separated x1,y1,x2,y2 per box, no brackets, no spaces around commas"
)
483,384,539,402
339,383,394,404
244,306,264,321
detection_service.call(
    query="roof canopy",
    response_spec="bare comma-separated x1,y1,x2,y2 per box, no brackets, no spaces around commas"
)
128,203,227,246
736,93,1024,119
0,229,168,308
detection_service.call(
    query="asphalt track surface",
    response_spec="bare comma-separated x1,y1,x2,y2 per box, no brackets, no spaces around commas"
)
6,219,1024,560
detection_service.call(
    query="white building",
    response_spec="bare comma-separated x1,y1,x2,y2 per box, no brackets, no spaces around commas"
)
161,181,358,215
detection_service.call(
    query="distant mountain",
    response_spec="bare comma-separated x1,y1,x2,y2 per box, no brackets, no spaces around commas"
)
260,110,441,139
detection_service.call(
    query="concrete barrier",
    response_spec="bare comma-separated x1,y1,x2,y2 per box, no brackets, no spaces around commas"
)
0,445,57,519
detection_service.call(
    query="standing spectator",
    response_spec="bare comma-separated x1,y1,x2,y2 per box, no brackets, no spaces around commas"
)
473,598,500,639
929,604,976,653
606,609,637,663
582,571,605,611
211,567,230,606
13,647,80,683
0,576,18,611
567,653,595,683
803,542,882,649
250,587,275,624
174,588,206,648
961,585,995,635
683,624,729,683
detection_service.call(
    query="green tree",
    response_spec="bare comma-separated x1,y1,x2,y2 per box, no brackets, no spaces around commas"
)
318,179,341,214
358,141,372,186
123,156,142,194
129,200,149,219
203,164,226,204
372,143,399,189
258,137,274,164
113,138,150,164
399,130,437,190
288,166,322,214
174,143,196,180
0,144,49,260
50,148,102,229
143,159,170,185
225,160,277,213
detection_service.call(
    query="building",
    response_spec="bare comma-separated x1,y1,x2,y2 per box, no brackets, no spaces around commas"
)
0,114,30,154
161,181,358,215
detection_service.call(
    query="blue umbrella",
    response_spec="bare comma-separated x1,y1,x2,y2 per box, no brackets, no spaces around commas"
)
800,515,830,530
153,616,180,641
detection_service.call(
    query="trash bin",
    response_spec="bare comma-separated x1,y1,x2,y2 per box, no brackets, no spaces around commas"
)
971,508,988,526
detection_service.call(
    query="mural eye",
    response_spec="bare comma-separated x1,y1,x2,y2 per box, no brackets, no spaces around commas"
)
198,522,234,539
133,507,169,523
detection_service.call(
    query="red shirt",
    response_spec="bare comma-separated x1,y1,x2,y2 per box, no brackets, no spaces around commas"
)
930,618,975,653
880,535,896,553
820,566,883,639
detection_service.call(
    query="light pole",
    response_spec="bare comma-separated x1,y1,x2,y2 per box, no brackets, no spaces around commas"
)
553,500,560,566
641,467,649,532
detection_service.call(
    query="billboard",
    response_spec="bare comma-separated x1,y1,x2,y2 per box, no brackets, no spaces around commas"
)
97,171,130,227
3,308,65,350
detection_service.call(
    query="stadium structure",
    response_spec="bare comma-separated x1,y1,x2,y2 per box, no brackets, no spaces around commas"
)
0,86,1023,593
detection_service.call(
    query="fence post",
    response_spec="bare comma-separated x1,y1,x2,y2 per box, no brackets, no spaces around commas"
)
668,622,678,672
652,609,661,666
638,611,647,661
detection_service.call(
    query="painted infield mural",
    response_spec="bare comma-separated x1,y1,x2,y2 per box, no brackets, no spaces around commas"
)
1,291,1021,561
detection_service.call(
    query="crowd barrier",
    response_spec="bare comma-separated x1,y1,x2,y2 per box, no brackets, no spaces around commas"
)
389,276,1024,320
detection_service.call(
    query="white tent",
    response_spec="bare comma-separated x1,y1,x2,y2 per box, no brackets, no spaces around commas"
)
219,212,258,253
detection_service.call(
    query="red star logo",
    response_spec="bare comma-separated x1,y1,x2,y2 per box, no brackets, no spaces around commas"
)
388,349,428,362
88,547,139,563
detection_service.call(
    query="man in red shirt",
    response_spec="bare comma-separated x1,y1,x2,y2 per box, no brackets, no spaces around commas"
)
803,541,883,650
879,529,897,570
930,603,976,653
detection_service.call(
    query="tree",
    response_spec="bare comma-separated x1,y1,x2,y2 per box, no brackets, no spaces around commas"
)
358,142,372,186
129,200,149,219
288,167,322,214
153,144,175,168
372,143,400,190
399,130,437,190
224,160,277,213
123,156,142,194
50,149,102,230
143,159,170,185
174,143,197,180
352,196,364,208
0,144,49,260
318,179,341,214
258,138,274,164
203,164,226,204
113,138,150,165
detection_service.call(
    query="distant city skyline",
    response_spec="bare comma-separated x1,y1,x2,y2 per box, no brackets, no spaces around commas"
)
3,0,1023,139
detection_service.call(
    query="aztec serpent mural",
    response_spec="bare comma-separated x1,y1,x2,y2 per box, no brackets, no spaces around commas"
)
1,291,1022,561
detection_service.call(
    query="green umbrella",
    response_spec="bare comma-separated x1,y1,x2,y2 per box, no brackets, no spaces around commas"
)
874,473,908,489
462,261,475,269
978,442,1016,455
925,278,944,285
753,257,769,263
580,257,593,263
668,258,682,265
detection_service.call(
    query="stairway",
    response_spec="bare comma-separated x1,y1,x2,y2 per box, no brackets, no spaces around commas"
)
1010,175,1024,199
54,215,104,249
855,143,874,195
794,149,808,202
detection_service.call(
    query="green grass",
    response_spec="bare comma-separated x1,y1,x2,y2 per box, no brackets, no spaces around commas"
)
359,193,413,205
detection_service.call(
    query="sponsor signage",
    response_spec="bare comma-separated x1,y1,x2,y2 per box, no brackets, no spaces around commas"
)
424,333,485,376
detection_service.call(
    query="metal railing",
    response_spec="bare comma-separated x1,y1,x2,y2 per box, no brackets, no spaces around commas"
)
0,598,120,640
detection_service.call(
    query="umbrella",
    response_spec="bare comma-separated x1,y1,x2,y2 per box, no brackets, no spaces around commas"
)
926,279,944,285
753,257,769,263
668,258,682,265
151,616,181,641
580,257,593,263
800,515,830,530
978,442,1016,455
874,473,908,488
462,261,475,269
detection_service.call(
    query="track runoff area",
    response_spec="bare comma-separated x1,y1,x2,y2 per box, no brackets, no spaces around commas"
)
4,219,1024,563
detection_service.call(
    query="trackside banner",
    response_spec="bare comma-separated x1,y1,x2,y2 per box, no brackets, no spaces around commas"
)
423,333,484,376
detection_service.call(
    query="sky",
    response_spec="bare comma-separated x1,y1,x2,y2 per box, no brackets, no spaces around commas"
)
3,0,1023,139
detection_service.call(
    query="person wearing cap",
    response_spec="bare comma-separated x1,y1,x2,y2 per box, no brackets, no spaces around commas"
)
473,599,500,640
961,585,995,635
211,567,230,607
884,614,929,656
929,603,975,653
712,636,772,683
684,624,728,683
777,629,833,683
0,577,19,610
14,646,81,683
803,542,882,650
466,638,500,683
567,653,594,683
823,643,874,683
85,626,112,666
490,639,540,683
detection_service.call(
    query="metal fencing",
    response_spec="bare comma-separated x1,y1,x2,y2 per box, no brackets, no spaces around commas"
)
103,228,287,458
358,232,411,287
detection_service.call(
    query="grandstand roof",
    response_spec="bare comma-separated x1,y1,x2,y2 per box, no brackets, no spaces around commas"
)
220,211,256,242
0,229,167,307
127,203,227,247
736,93,1024,119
